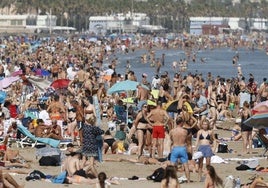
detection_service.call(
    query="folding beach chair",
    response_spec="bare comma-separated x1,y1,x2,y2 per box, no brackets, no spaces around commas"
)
16,125,60,148
256,129,268,156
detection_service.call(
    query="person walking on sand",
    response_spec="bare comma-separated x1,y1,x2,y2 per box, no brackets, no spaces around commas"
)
240,101,252,154
169,117,190,183
195,119,215,182
146,101,170,158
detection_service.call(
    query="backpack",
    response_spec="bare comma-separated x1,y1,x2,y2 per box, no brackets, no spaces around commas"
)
39,155,60,166
147,167,165,182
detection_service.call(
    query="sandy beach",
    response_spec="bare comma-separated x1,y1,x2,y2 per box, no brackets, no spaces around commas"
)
6,119,268,188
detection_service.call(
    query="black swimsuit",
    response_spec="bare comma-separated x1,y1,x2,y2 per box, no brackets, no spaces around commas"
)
137,114,148,134
104,138,116,147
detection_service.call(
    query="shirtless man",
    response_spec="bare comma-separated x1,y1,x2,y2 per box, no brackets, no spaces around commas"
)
169,117,190,183
186,72,194,91
34,119,50,138
71,100,84,145
63,152,98,179
51,63,59,81
75,65,86,88
146,101,170,158
136,84,149,111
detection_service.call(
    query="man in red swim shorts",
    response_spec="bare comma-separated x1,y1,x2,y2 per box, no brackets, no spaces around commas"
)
147,101,170,158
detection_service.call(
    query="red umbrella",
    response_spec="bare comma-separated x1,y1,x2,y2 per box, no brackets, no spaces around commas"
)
50,79,70,89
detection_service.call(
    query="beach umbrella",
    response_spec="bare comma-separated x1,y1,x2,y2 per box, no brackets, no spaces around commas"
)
0,76,20,90
0,91,6,103
107,80,149,95
244,112,268,129
252,100,268,115
11,70,23,77
51,79,70,90
107,80,149,123
163,99,179,112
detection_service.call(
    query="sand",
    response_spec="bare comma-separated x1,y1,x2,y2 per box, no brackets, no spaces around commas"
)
8,120,268,188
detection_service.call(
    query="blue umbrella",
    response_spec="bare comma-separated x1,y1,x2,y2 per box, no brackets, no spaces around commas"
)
107,80,149,123
107,80,149,95
244,112,268,129
0,91,6,103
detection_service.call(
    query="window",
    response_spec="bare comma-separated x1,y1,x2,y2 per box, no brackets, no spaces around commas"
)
10,20,23,26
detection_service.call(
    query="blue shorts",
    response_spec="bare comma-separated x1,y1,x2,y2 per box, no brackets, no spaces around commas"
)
170,146,188,164
198,145,213,158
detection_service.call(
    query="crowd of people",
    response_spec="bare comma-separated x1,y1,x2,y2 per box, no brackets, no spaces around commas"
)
0,32,267,187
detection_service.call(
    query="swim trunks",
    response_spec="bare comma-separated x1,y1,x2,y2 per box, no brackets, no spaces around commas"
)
170,146,188,164
152,126,165,139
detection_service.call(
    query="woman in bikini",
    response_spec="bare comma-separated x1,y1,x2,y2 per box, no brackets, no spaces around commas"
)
204,165,223,188
102,130,117,154
133,103,150,157
179,104,197,159
240,101,252,154
195,119,215,182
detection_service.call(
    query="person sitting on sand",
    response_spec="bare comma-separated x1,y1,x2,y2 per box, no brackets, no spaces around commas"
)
0,169,25,188
161,165,180,188
204,165,223,188
0,136,30,168
62,151,98,179
242,176,268,188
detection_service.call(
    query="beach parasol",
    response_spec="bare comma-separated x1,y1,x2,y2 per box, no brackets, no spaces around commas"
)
107,80,149,95
252,100,268,115
50,79,70,90
0,76,20,90
0,91,6,103
244,112,268,129
164,99,179,112
107,80,149,123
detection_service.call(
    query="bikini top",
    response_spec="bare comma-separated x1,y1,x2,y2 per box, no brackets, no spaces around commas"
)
139,114,148,124
199,133,211,140
68,108,76,113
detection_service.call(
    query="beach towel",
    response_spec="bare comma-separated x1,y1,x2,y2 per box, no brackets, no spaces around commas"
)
52,171,67,184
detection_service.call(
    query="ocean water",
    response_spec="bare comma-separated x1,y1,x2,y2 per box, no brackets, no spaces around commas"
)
111,47,268,84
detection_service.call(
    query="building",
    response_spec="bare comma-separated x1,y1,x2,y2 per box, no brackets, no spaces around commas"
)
189,17,268,35
0,14,75,33
0,15,28,33
89,12,150,35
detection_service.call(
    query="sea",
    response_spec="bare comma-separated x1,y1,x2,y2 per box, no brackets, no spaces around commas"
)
108,47,268,84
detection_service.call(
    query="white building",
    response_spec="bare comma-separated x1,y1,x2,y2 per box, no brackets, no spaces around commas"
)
89,12,150,35
0,14,75,33
189,17,268,35
0,15,28,33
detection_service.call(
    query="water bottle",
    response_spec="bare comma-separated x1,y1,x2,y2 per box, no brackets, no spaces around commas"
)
235,177,241,188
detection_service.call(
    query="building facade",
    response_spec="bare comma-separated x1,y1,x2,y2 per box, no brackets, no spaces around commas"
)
89,12,150,35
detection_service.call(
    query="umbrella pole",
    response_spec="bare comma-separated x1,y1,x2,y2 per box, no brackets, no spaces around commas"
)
126,91,129,125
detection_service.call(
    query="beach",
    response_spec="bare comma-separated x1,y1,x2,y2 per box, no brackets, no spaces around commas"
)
8,119,268,188
0,33,267,188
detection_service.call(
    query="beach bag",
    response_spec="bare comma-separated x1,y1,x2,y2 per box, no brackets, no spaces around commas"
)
223,175,236,188
147,167,165,182
39,155,60,166
217,143,228,153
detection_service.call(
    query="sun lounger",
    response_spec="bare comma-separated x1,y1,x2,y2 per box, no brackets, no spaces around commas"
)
17,125,60,148
256,131,268,157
